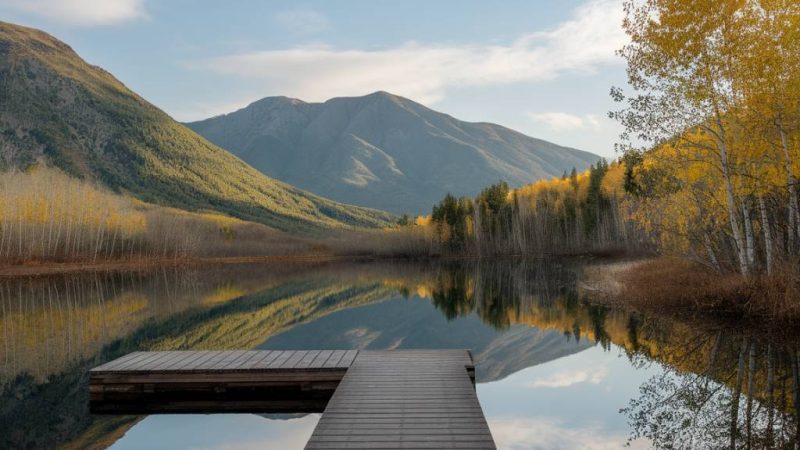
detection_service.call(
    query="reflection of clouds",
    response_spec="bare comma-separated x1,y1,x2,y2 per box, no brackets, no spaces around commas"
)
489,417,648,450
344,327,381,347
527,366,608,388
201,415,319,450
198,418,318,450
114,414,320,450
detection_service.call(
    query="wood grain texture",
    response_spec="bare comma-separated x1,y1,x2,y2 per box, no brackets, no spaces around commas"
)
305,350,495,450
90,350,355,374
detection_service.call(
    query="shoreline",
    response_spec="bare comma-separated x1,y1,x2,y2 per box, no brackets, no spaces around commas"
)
0,254,362,278
581,257,800,330
0,252,612,279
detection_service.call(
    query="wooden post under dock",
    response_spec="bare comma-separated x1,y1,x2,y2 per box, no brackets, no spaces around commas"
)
90,349,497,449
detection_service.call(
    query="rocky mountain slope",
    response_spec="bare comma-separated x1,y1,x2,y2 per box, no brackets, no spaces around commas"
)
189,92,601,214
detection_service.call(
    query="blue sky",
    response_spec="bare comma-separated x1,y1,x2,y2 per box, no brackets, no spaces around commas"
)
0,0,628,158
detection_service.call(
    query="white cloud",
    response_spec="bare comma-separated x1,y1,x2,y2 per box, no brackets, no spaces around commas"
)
0,0,146,26
187,0,624,104
274,7,331,35
489,417,649,450
527,112,603,131
526,367,608,388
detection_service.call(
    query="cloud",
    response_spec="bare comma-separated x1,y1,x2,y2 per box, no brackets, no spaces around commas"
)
274,7,331,35
527,112,603,131
489,417,649,450
526,367,608,388
187,0,624,104
0,0,146,26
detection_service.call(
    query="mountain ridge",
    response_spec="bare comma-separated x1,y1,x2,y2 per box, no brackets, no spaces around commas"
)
189,91,601,214
0,21,394,234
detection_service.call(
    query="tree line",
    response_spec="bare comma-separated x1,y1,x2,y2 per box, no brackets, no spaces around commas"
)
406,0,800,278
420,159,643,257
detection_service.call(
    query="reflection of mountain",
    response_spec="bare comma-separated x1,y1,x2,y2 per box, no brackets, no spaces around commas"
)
0,267,391,449
5,260,798,449
260,296,591,382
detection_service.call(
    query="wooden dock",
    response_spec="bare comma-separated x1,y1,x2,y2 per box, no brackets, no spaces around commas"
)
90,349,496,449
307,350,494,449
90,350,358,413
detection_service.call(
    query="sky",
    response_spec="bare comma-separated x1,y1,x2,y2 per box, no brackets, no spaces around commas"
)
0,0,629,158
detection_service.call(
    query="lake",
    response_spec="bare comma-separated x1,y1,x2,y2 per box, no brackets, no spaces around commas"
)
1,260,797,449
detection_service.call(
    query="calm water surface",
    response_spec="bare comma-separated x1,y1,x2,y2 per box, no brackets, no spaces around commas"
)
1,261,797,449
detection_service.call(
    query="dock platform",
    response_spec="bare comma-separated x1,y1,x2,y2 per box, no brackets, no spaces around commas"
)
90,349,496,449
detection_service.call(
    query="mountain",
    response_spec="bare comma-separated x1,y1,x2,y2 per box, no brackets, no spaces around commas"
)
0,21,393,233
260,295,591,383
188,92,601,214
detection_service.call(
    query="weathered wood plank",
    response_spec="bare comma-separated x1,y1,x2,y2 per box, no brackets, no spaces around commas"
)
306,350,495,450
296,350,322,369
91,351,143,372
280,350,308,369
311,350,334,367
323,350,346,368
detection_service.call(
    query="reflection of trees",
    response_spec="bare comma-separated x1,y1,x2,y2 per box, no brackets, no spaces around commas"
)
423,261,800,448
624,334,799,449
428,260,581,330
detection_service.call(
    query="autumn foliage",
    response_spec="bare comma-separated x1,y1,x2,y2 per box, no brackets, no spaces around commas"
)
0,167,314,264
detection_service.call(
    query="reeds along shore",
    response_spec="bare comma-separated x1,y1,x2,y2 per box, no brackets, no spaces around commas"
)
583,258,800,324
0,168,314,265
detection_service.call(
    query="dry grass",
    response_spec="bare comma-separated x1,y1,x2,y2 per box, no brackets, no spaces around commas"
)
593,257,800,323
325,226,443,258
0,168,317,265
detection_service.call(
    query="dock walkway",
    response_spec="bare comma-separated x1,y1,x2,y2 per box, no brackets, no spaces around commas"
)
90,349,496,449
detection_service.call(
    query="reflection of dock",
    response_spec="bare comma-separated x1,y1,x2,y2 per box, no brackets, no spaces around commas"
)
90,349,496,449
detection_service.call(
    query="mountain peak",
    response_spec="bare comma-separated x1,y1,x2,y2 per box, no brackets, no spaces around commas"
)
188,92,601,214
251,95,307,107
366,90,402,100
0,20,394,233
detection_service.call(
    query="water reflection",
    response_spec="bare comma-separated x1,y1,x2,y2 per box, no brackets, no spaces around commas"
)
625,334,800,449
0,260,798,449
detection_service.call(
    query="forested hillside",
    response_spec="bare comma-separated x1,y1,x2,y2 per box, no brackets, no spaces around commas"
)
0,21,393,234
379,0,800,281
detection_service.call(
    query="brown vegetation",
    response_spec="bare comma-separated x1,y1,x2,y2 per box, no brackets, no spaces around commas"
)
588,258,800,323
0,168,318,266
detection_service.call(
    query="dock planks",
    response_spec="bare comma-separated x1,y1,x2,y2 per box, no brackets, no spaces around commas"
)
305,350,495,449
89,350,356,414
90,349,495,448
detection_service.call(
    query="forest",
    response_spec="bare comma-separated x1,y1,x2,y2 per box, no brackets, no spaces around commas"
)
404,0,800,281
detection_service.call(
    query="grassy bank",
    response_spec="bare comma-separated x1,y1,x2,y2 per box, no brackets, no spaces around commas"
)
584,257,800,325
0,168,322,265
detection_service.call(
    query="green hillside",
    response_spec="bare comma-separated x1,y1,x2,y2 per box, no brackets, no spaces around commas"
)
0,21,394,233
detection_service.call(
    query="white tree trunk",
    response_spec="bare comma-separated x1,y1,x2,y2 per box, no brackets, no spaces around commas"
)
779,125,800,245
759,195,774,274
704,233,722,273
742,199,756,268
716,132,750,276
